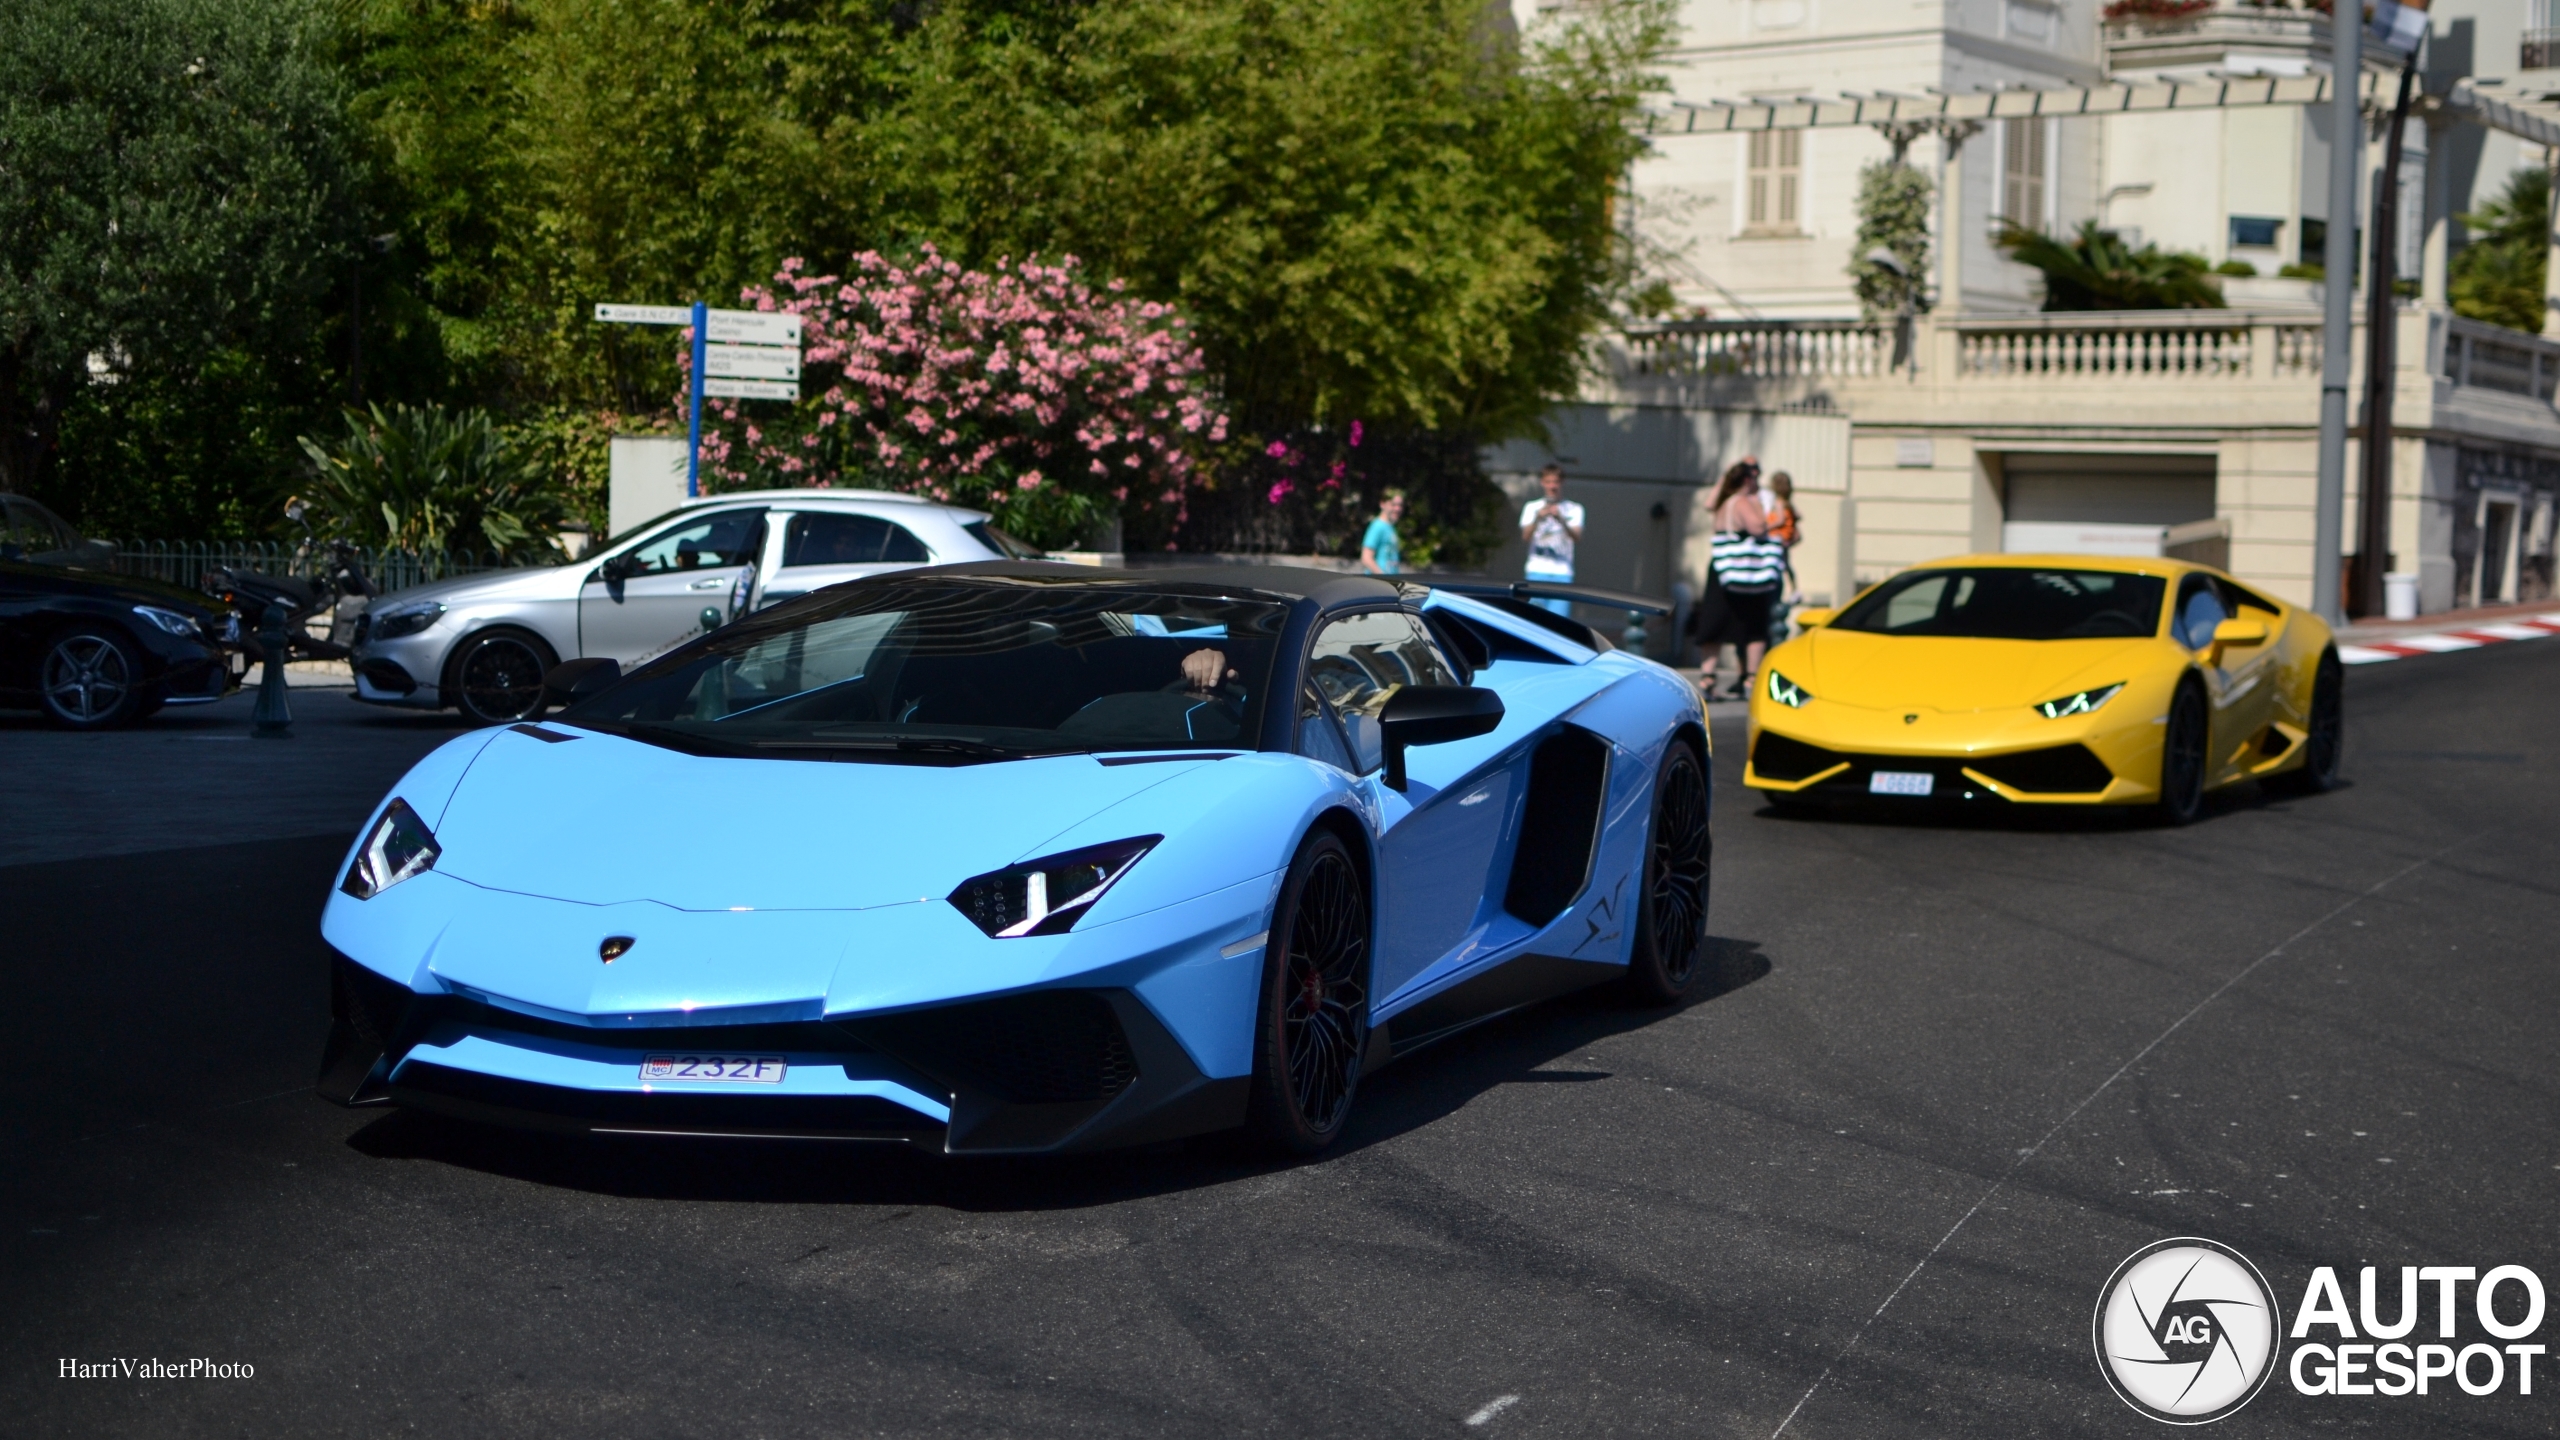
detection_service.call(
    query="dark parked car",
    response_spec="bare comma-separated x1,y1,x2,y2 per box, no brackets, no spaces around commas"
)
0,557,242,728
0,492,117,569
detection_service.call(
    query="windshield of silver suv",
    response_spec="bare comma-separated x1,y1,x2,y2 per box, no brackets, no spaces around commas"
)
564,579,1290,762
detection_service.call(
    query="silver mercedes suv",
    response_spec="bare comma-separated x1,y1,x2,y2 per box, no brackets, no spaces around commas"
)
349,489,1042,725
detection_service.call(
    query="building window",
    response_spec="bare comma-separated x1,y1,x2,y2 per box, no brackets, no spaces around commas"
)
2229,215,2283,250
1746,130,1802,234
2001,118,2046,228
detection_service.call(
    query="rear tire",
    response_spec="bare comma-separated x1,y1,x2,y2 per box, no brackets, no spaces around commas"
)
447,628,557,726
1625,740,1714,1004
2265,650,2342,796
1243,830,1370,1155
2154,679,2208,826
38,625,146,730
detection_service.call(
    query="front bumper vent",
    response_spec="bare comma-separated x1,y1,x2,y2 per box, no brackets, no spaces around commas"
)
1752,731,2116,795
850,990,1137,1105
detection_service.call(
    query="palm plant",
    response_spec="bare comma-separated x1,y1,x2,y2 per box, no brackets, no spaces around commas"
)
1995,221,2224,311
2451,167,2550,335
295,403,567,561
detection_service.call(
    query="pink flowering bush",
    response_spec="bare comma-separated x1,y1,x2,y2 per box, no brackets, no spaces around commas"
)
686,248,1227,549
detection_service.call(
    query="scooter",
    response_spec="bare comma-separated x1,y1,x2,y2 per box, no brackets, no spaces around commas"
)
201,501,379,662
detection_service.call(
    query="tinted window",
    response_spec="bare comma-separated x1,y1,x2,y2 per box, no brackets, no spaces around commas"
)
964,520,1045,559
1305,610,1459,773
1833,568,2166,640
782,511,930,567
567,580,1287,761
2172,574,2229,650
621,510,763,575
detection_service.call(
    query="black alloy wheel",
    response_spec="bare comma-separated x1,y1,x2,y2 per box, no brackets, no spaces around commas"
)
449,629,556,726
1626,740,1714,1004
38,626,145,730
2267,650,2343,795
1245,830,1370,1154
2155,680,2209,826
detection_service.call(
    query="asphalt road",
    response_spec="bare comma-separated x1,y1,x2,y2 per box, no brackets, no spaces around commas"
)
3,650,2555,1439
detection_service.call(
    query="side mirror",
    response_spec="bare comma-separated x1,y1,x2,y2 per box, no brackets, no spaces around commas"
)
596,552,639,583
1791,606,1835,630
1378,685,1505,790
543,657,621,708
2205,617,2266,666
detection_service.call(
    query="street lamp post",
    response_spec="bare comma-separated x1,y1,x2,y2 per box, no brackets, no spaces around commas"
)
2312,0,2364,625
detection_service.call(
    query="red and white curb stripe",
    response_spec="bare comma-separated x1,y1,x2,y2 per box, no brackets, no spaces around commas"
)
2338,612,2560,665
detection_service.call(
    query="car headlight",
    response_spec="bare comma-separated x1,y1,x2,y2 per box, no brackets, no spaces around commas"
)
1765,669,1812,708
2034,682,2124,719
369,601,445,641
133,604,203,637
341,798,442,899
949,836,1160,938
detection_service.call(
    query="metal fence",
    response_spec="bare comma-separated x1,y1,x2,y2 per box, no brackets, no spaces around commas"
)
110,540,531,596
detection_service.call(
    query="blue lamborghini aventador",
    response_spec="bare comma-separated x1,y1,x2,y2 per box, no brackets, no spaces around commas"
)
318,563,1715,1154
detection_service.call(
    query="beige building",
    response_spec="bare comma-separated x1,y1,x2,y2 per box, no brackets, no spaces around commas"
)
1493,0,2560,629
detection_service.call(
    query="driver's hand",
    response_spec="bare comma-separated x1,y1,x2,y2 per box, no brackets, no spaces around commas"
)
1181,648,1232,692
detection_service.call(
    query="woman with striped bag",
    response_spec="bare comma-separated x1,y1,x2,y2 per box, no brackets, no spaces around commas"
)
1690,458,1786,699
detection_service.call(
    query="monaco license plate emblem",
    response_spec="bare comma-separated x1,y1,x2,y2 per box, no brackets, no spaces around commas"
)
1869,770,1934,797
639,1054,787,1084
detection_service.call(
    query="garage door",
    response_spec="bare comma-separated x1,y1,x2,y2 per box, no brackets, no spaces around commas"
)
2000,453,2215,556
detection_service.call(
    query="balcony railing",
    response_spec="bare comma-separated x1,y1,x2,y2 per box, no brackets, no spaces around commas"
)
1952,311,2323,379
1622,319,1888,380
2525,27,2560,71
2443,315,2560,402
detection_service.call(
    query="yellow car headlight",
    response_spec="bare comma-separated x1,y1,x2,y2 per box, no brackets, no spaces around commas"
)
1765,669,1812,708
2034,682,2124,719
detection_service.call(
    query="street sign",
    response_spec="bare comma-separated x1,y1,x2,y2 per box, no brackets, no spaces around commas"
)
705,344,801,381
704,310,801,346
595,298,805,498
594,303,692,326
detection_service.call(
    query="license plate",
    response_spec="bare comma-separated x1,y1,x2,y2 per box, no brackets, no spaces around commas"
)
640,1054,787,1084
1870,770,1934,796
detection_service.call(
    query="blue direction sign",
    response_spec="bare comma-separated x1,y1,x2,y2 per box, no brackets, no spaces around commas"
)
595,302,804,495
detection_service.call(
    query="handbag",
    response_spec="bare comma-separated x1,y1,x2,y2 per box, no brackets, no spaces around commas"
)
1710,530,1786,593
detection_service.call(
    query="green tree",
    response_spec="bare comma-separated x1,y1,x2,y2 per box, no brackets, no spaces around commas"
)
0,0,359,529
1849,160,1932,319
2450,166,2549,336
1995,221,2224,311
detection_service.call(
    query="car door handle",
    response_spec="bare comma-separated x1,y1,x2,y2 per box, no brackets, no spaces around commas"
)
687,578,726,590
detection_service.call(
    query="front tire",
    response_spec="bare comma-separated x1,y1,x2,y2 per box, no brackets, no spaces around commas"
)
1244,830,1371,1155
2266,650,2342,795
1626,739,1714,1004
2154,679,2208,826
447,628,557,726
38,626,146,729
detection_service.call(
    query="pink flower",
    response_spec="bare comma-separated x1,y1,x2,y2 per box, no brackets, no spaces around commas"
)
1349,420,1363,448
1267,480,1295,504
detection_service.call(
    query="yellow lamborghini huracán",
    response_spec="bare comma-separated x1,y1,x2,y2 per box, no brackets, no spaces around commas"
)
1744,556,2341,824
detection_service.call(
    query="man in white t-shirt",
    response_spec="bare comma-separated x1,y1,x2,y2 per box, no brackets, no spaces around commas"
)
1519,464,1585,615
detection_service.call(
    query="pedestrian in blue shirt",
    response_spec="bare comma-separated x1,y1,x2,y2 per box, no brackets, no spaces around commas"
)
1360,490,1406,575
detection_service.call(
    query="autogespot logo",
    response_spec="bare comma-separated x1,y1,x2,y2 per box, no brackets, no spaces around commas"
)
2094,1238,2283,1424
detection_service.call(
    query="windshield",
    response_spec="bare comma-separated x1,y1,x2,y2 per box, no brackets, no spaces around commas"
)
1832,568,2166,640
565,579,1290,762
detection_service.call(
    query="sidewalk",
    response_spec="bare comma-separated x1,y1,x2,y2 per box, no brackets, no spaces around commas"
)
2334,598,2560,666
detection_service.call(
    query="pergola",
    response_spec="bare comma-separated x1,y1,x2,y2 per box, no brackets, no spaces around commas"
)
1635,72,2560,336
